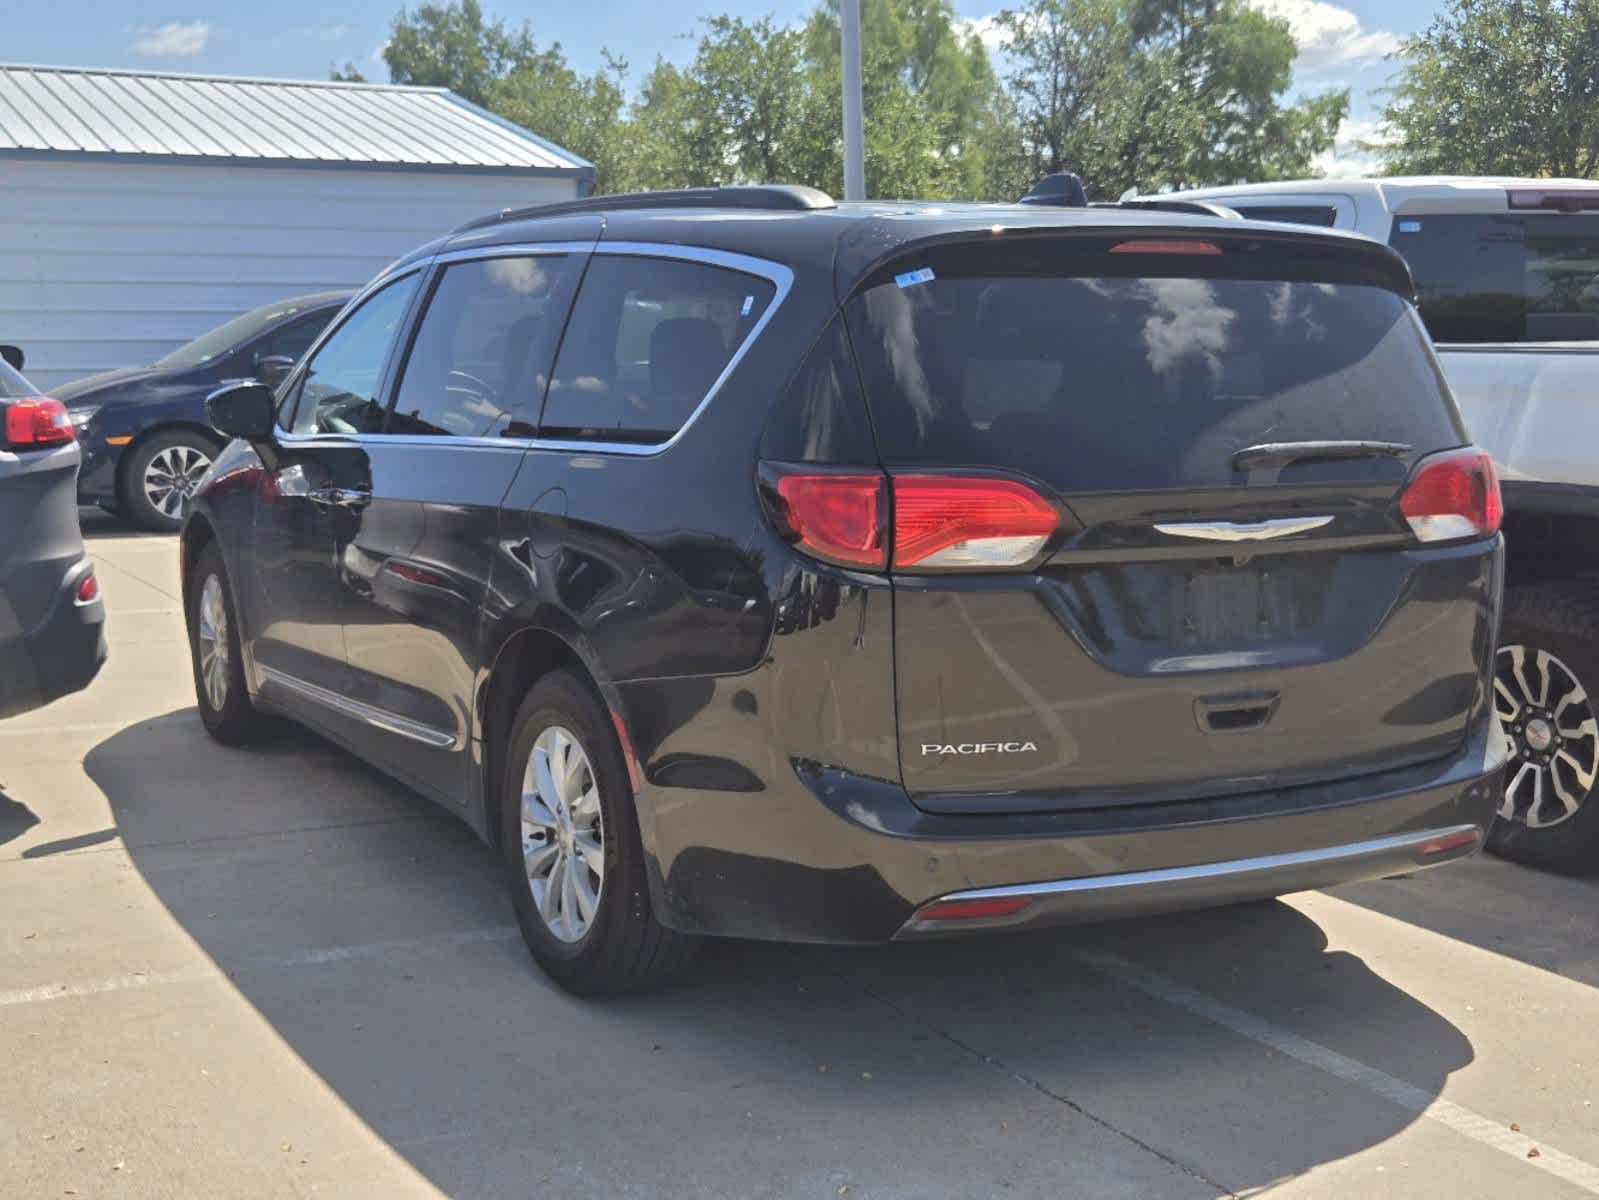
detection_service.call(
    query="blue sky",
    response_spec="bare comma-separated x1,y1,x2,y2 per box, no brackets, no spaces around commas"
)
5,0,1444,173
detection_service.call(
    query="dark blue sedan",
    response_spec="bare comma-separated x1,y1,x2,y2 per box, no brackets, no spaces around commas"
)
56,291,351,531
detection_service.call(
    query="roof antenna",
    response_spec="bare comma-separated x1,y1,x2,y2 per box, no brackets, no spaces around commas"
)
1019,172,1088,208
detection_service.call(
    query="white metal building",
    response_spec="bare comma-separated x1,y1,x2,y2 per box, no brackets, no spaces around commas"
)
0,64,593,390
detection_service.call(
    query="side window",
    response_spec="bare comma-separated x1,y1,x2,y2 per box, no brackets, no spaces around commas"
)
257,312,333,366
542,255,776,444
1392,212,1599,343
288,275,420,435
387,254,580,438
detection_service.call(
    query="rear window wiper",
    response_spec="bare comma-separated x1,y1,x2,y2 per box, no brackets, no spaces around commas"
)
1231,440,1412,472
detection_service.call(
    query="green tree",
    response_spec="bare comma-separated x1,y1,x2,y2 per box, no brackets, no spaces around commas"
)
803,0,1000,197
381,0,531,106
329,62,368,83
1381,0,1599,177
996,0,1344,198
491,50,630,192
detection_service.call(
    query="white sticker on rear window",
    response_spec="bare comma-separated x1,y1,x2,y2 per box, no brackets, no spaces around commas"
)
741,295,754,316
895,267,936,289
1398,220,1422,234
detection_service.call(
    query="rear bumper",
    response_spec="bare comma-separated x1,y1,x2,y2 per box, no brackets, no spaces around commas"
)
75,436,122,508
642,714,1507,944
0,559,107,719
895,824,1481,938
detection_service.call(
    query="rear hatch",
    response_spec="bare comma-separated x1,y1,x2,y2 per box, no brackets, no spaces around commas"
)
843,229,1499,813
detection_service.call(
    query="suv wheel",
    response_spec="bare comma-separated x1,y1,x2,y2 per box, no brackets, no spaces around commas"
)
124,430,219,532
499,671,695,993
187,544,260,744
1488,582,1599,872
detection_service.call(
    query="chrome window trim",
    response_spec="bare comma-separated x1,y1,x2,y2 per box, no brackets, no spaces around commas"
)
275,241,793,457
258,665,459,749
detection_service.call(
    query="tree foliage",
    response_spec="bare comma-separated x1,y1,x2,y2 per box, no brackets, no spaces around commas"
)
1381,0,1599,178
996,0,1345,198
356,0,1343,199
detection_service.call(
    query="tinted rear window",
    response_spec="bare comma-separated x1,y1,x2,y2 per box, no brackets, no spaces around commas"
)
1232,204,1339,227
1393,213,1599,343
0,360,37,398
847,265,1461,494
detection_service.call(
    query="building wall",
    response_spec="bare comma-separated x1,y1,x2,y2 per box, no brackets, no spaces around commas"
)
0,157,578,389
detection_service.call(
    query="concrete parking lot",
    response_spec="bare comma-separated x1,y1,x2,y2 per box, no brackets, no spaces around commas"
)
3,522,1599,1199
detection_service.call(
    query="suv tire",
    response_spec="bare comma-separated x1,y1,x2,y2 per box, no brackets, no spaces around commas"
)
124,429,219,532
187,544,260,745
1487,582,1599,873
499,670,696,993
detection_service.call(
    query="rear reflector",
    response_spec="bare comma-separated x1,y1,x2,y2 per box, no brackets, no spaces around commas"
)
1399,447,1502,542
4,398,74,449
76,573,99,603
772,472,887,568
892,475,1060,570
1416,828,1480,857
916,895,1032,922
1108,239,1223,256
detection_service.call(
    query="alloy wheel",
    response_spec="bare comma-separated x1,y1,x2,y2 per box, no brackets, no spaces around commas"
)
1494,643,1599,828
144,444,213,520
520,725,606,943
196,574,229,712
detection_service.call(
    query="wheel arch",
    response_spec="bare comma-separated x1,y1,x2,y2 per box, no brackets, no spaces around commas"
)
477,624,640,852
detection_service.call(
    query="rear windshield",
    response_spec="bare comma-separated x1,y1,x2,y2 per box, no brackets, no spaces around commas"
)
1392,213,1599,343
846,262,1462,494
0,360,37,398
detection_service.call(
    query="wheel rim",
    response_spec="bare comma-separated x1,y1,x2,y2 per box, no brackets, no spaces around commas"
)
144,444,213,520
1495,643,1599,829
520,725,605,943
196,574,229,712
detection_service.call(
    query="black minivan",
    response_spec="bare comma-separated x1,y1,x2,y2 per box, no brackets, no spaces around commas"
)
182,187,1507,993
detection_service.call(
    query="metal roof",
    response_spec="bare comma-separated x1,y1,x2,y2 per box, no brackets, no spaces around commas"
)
0,64,591,175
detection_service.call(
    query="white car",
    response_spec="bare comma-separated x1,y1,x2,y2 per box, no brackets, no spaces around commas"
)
1175,176,1599,872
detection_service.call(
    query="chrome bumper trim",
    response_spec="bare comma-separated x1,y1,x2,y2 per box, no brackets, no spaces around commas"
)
895,824,1482,939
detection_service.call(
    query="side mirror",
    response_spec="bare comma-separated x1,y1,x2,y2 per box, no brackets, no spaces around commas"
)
0,345,23,371
254,355,296,388
206,380,277,443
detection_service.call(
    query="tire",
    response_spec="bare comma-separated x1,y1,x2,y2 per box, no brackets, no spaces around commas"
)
123,429,220,532
499,670,696,994
1487,582,1599,873
187,544,260,745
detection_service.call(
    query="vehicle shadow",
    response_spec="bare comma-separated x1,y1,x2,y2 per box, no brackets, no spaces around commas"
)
83,709,1478,1197
1334,854,1599,988
0,787,40,850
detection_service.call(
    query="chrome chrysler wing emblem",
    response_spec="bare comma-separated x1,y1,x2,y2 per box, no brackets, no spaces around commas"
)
1152,516,1334,542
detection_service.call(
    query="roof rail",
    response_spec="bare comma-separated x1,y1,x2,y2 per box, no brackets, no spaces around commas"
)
458,184,837,232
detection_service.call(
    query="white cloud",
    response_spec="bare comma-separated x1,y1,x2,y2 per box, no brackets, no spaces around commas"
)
1314,115,1391,178
1248,0,1400,69
130,20,211,58
956,14,1007,56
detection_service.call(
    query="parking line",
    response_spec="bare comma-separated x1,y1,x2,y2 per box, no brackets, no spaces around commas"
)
1079,949,1599,1195
0,925,520,1008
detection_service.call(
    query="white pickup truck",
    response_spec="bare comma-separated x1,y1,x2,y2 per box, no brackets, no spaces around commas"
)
1176,176,1599,871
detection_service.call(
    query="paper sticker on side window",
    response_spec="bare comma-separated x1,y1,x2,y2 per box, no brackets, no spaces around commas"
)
895,267,936,289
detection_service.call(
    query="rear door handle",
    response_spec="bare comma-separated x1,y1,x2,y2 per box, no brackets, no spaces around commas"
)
308,486,371,510
1154,516,1333,542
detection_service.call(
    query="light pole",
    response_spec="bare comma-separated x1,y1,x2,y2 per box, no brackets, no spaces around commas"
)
841,0,865,201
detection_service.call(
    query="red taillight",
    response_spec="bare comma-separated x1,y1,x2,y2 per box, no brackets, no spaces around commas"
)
1108,239,1223,256
892,475,1060,570
766,468,1062,572
1399,447,1502,542
772,472,887,568
4,398,74,448
916,895,1033,922
76,572,99,603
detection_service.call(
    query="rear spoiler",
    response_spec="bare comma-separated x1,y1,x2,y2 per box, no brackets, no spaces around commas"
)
842,221,1419,304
